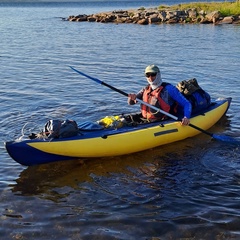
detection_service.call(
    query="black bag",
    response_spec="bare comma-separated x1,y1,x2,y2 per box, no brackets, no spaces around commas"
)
43,119,79,139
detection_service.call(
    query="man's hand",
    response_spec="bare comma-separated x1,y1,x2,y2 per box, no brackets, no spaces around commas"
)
181,116,190,126
128,93,137,105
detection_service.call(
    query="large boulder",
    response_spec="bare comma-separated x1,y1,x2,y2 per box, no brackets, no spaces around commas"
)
218,16,234,24
137,18,149,25
206,10,221,22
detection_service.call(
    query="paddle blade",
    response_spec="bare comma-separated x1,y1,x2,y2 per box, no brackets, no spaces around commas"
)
212,134,239,144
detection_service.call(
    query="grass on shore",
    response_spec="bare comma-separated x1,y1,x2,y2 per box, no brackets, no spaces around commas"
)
159,1,240,16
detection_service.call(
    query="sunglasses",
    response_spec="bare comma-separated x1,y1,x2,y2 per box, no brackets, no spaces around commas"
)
145,72,157,78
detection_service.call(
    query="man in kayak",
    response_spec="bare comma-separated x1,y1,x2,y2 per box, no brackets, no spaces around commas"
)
128,65,191,126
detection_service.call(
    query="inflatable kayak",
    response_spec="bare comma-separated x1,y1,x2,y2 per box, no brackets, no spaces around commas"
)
5,98,231,166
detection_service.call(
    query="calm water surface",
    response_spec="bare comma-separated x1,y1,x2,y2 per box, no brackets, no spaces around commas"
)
0,1,240,239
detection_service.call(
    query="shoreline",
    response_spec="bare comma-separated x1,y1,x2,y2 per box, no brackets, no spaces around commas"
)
64,6,240,25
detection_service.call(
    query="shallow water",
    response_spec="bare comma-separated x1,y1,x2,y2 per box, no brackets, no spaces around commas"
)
0,1,240,239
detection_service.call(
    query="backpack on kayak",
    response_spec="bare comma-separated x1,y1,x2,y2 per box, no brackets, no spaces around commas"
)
29,119,79,139
43,119,79,138
176,78,211,113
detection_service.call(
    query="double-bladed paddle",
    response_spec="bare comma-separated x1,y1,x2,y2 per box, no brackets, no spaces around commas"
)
70,66,237,144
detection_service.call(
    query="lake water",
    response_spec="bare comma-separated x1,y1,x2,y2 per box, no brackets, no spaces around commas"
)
0,1,240,239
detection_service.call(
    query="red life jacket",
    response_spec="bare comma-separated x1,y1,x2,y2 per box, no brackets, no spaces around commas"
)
141,83,175,120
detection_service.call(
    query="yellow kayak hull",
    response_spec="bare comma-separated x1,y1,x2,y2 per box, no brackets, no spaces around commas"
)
30,99,229,157
5,98,231,165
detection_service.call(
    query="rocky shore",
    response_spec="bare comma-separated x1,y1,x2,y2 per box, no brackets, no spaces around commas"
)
65,7,240,25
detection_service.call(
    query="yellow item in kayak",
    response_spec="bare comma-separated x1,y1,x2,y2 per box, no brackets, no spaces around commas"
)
97,115,126,129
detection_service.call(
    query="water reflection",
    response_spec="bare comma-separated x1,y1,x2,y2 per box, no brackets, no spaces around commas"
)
10,135,214,199
6,120,240,239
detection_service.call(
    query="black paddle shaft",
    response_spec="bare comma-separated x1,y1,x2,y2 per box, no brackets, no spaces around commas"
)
102,82,128,97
